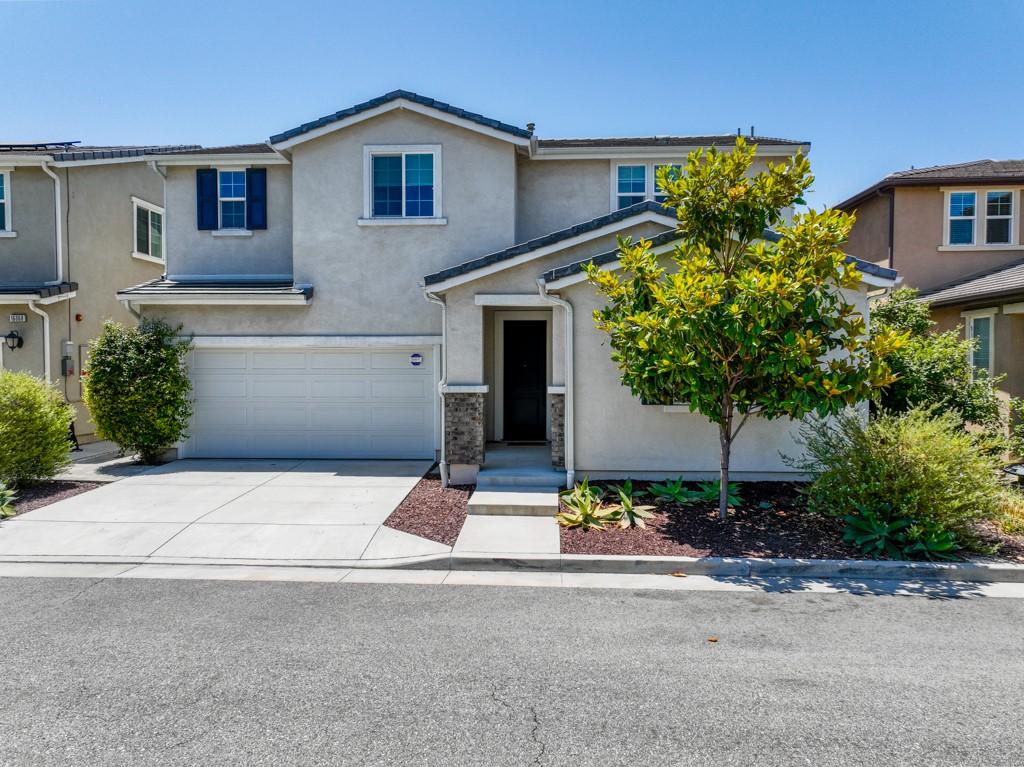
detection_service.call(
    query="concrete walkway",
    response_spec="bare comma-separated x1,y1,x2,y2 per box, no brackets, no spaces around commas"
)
57,440,152,483
0,458,445,566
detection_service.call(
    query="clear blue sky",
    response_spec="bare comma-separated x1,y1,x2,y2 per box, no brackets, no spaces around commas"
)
6,0,1024,208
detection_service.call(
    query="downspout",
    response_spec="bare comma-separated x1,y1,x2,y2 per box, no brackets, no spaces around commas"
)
424,289,449,486
537,279,574,487
149,160,167,180
27,301,51,381
121,299,142,319
39,162,64,284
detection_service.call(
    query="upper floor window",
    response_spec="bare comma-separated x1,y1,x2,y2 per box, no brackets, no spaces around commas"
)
654,164,682,204
0,171,10,233
986,191,1013,244
361,145,444,225
132,197,164,263
948,191,976,245
196,167,267,233
616,165,647,209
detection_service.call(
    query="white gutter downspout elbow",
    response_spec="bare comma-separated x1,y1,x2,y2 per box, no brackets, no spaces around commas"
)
27,301,51,382
424,289,449,487
39,162,64,284
537,279,574,488
149,160,167,180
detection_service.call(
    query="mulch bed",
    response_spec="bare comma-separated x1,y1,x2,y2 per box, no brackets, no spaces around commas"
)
384,467,473,547
8,481,102,515
559,480,1024,562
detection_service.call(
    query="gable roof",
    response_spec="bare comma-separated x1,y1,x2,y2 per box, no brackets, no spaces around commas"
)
269,90,532,149
918,257,1024,307
422,201,677,289
836,159,1024,211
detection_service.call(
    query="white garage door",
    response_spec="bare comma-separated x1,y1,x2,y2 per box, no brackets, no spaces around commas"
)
187,346,437,459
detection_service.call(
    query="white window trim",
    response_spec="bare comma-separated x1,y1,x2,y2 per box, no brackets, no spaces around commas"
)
0,169,13,236
983,188,1016,246
217,167,247,231
609,160,683,211
360,144,445,224
131,195,164,263
943,189,977,246
962,307,997,379
940,188,1022,249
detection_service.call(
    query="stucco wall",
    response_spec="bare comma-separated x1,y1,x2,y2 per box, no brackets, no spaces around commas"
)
932,303,1024,401
164,164,293,280
515,159,610,241
843,192,890,267
0,166,58,282
892,187,1024,291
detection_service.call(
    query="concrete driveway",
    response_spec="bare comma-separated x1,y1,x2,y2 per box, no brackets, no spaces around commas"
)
0,459,448,566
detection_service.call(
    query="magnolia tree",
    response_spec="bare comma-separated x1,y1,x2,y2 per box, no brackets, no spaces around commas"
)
585,139,904,519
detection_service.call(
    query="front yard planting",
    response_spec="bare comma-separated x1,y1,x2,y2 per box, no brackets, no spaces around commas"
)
0,480,101,517
384,467,473,546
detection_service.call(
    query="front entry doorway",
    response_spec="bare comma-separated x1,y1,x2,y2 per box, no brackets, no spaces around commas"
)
501,319,547,441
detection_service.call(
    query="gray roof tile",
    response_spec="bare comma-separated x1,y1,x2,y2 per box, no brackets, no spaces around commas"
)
119,278,313,299
0,281,78,297
538,135,807,148
918,258,1024,307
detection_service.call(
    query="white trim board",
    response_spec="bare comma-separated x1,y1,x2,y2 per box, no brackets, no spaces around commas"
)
425,210,678,293
474,294,550,307
271,98,531,151
492,310,553,441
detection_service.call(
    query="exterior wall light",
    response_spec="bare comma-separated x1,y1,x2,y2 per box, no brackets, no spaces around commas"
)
5,330,23,351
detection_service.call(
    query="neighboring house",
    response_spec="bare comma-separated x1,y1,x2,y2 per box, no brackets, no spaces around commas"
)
0,142,189,440
117,90,895,484
838,160,1024,399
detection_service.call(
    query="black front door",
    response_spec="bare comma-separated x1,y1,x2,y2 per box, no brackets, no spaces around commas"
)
503,320,547,441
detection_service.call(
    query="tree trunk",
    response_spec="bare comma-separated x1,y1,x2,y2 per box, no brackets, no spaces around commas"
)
718,423,731,521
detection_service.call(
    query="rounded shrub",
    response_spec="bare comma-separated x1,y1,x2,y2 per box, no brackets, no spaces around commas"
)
83,318,193,464
794,407,1004,559
0,370,74,485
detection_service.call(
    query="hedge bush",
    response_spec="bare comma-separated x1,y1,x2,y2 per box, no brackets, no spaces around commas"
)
83,318,193,464
792,408,1003,559
0,370,74,485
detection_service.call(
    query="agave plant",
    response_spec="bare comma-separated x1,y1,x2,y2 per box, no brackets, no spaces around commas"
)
649,477,700,504
614,485,655,529
697,480,742,507
0,482,16,519
557,477,617,531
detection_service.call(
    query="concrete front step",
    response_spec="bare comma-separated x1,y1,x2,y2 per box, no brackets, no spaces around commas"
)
477,470,566,489
467,488,561,517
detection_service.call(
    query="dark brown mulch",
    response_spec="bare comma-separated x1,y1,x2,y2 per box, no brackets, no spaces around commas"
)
384,468,473,547
560,480,862,559
8,481,102,515
971,520,1024,564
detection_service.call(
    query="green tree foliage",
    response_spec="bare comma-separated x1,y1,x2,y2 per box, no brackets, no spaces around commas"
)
0,370,74,485
871,287,1002,427
83,319,193,464
585,139,904,519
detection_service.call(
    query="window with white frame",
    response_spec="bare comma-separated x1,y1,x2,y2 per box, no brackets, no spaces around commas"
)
0,171,9,232
218,170,246,229
986,190,1013,244
132,197,164,262
616,165,647,209
965,310,995,379
947,191,976,245
363,145,441,220
654,164,682,204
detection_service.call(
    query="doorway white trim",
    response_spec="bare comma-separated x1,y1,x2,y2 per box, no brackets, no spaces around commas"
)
492,310,552,441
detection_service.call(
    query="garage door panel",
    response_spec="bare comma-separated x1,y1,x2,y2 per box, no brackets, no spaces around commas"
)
189,346,436,459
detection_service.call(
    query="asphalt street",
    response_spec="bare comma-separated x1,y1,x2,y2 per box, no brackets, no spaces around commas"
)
0,576,1021,766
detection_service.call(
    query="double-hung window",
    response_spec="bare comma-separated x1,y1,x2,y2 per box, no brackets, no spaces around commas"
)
964,309,996,380
132,197,164,262
948,191,976,245
616,165,647,209
986,191,1013,244
0,171,10,233
363,145,442,223
218,170,247,229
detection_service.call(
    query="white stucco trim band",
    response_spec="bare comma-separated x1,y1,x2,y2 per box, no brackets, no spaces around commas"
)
118,294,311,307
440,384,489,394
0,291,76,305
187,335,443,348
474,294,551,307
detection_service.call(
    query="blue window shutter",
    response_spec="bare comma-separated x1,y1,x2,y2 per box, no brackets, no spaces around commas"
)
246,168,267,230
196,169,217,230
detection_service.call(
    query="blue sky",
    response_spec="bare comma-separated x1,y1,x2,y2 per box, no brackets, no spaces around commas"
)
6,0,1024,207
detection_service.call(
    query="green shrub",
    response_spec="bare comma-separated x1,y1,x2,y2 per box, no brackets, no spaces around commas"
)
0,370,74,486
0,481,17,517
83,318,193,464
792,408,1003,558
557,477,619,530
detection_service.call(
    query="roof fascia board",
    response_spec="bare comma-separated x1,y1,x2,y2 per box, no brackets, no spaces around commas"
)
153,153,289,166
0,290,76,304
531,144,807,161
115,293,310,306
51,156,156,168
425,210,678,292
271,98,531,151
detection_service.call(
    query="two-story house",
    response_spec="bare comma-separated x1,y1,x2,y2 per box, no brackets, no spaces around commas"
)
839,160,1024,400
0,143,188,441
117,91,895,485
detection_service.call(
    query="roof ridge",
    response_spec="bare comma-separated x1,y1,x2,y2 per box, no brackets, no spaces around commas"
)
890,159,994,178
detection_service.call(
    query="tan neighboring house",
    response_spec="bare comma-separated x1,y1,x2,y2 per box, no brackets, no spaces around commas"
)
838,159,1024,400
0,142,191,440
116,90,895,485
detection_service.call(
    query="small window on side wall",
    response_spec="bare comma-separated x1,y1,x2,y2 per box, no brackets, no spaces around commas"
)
0,171,10,232
196,168,268,231
132,197,164,262
371,151,436,218
616,165,646,209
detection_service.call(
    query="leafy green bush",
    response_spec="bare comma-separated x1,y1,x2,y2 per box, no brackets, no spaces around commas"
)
793,408,1003,559
0,370,74,486
0,481,17,518
83,319,193,464
872,288,1002,427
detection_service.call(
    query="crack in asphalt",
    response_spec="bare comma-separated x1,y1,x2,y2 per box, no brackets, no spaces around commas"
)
489,682,546,766
58,577,107,606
